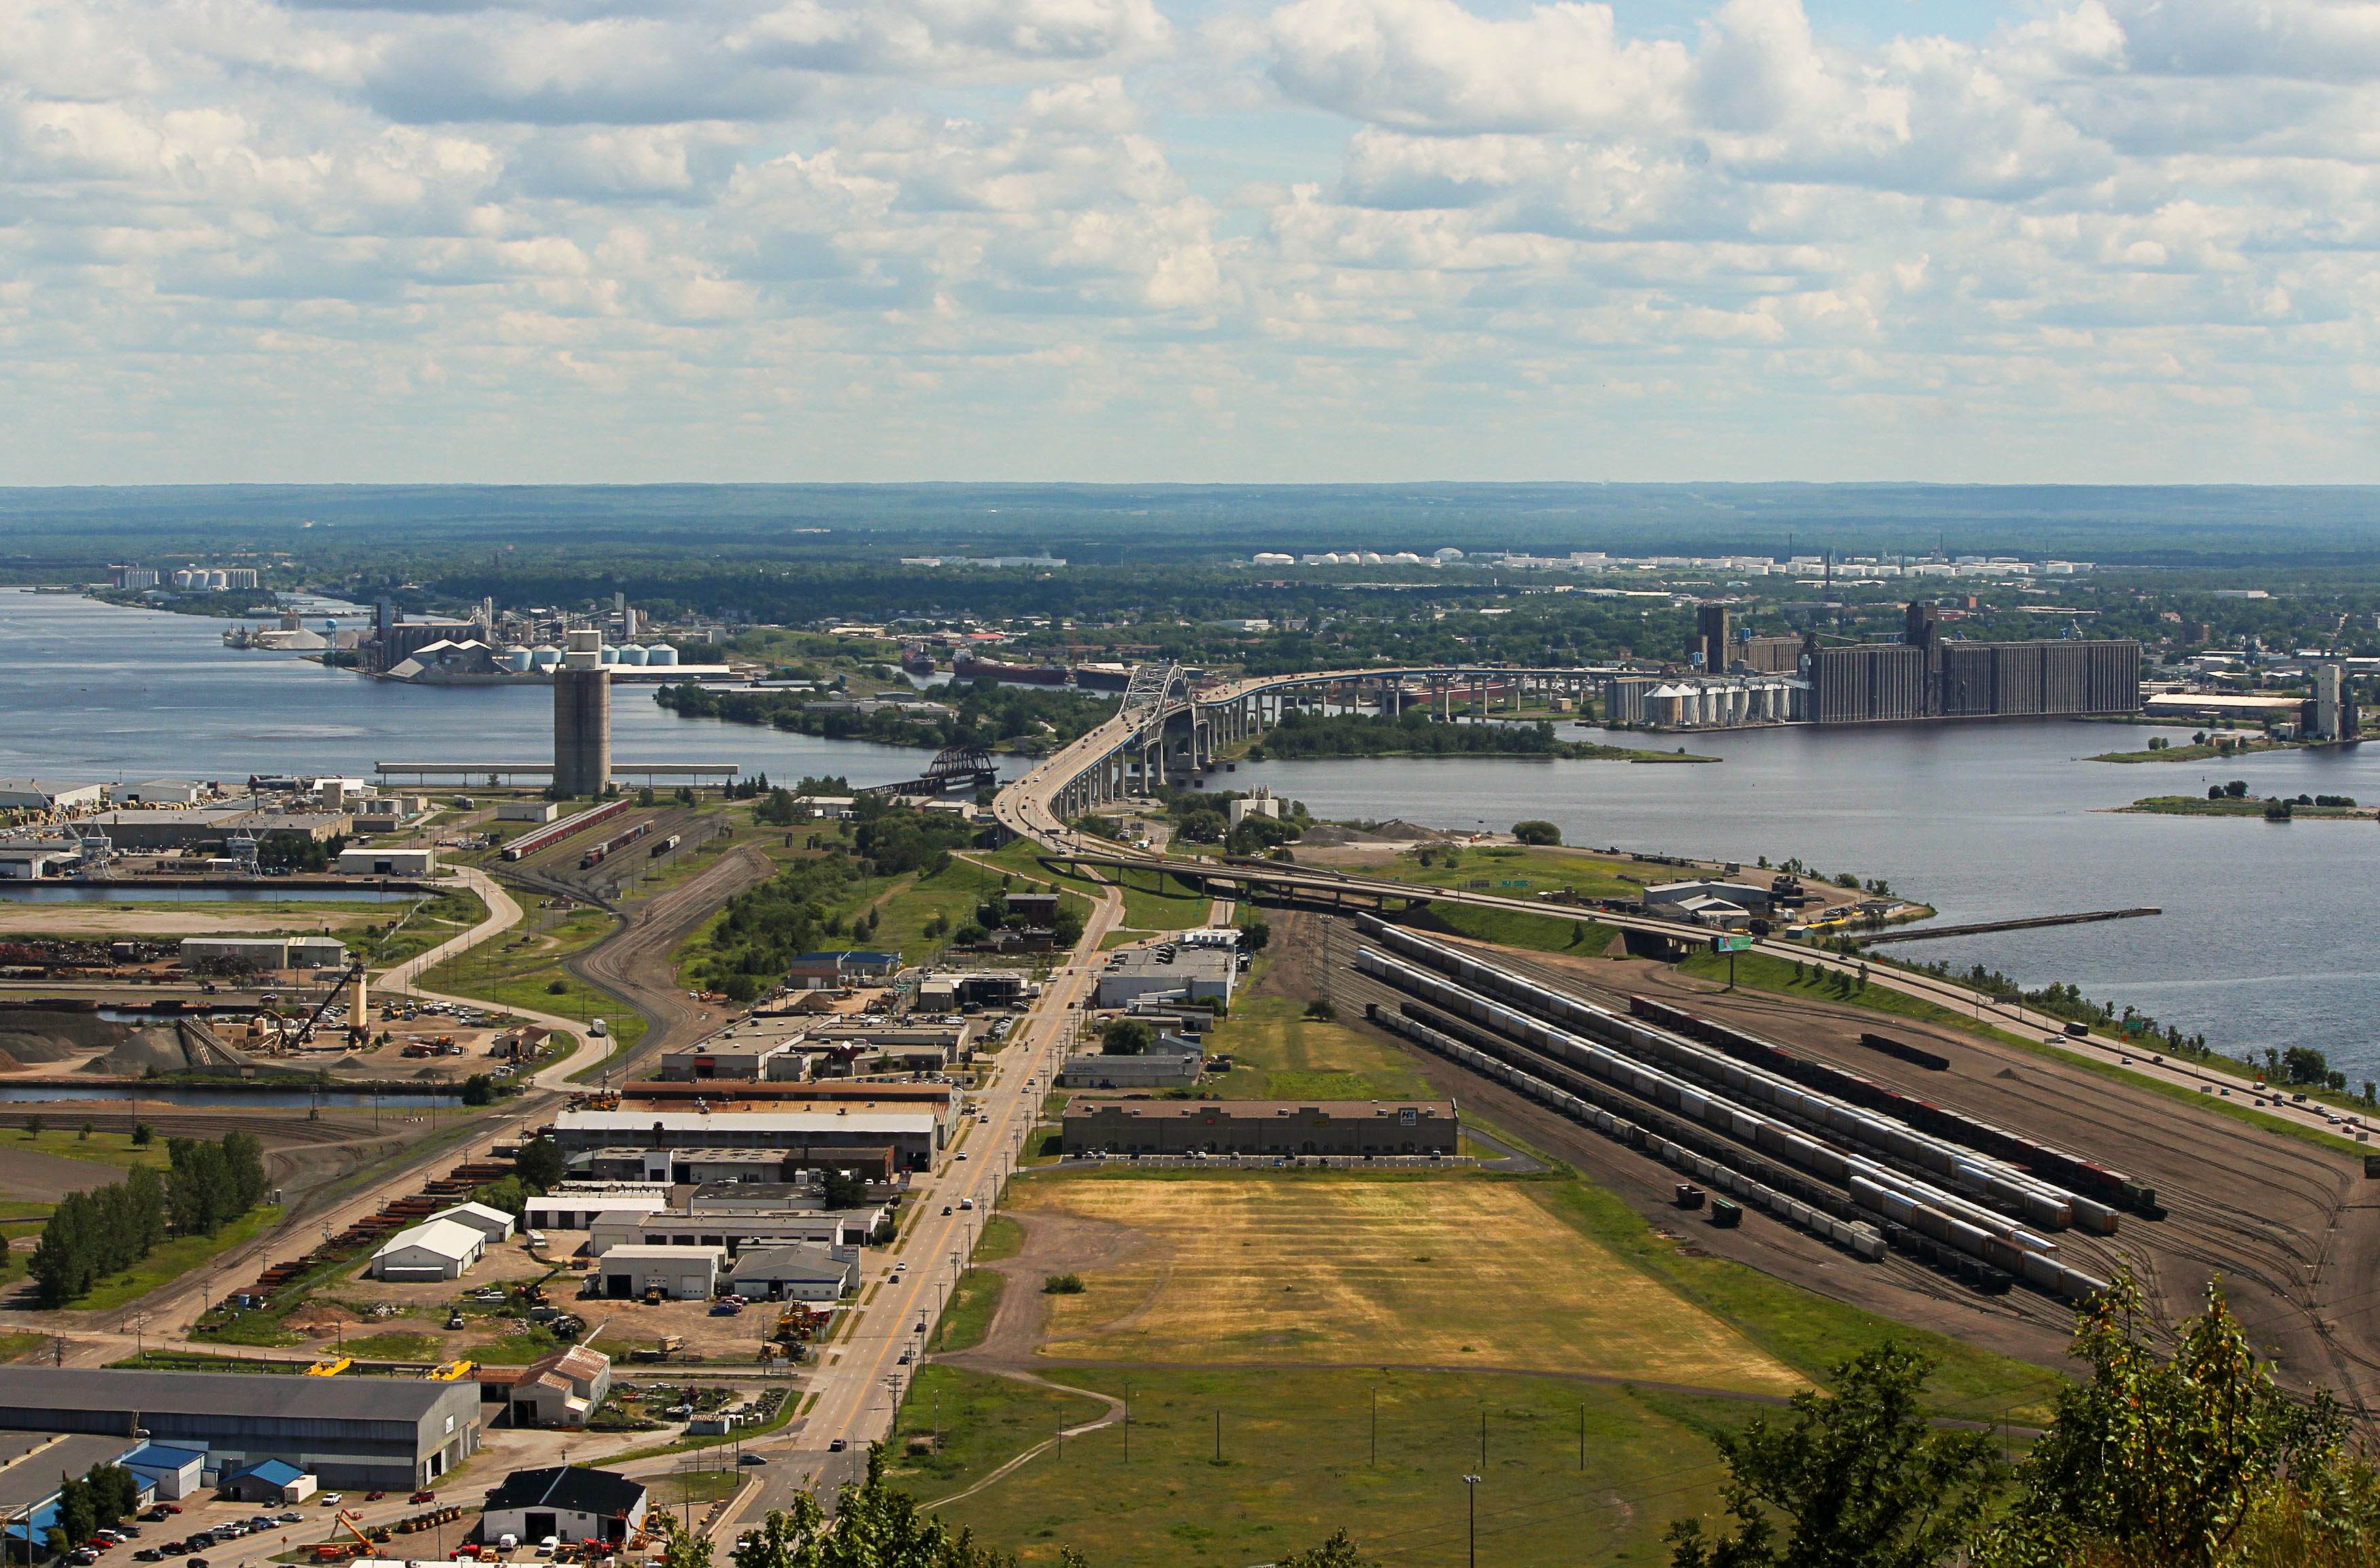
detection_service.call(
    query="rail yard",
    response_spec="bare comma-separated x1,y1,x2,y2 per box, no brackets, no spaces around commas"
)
1303,906,2380,1417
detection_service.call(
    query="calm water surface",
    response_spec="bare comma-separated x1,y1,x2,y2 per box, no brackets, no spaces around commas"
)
10,592,2374,1073
1235,721,2380,1076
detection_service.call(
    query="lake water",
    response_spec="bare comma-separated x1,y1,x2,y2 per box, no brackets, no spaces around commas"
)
0,590,969,788
1234,721,2380,1078
11,592,2375,1075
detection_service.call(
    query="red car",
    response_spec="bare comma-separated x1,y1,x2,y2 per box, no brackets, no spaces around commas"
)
409,1491,436,1505
365,1493,386,1503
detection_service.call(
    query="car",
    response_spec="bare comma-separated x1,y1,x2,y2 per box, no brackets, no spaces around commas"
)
538,1537,560,1558
739,1454,767,1466
955,1153,968,1161
898,1350,912,1365
318,1495,343,1507
134,1550,162,1561
958,1198,974,1211
941,1205,952,1215
250,1516,277,1530
828,1439,847,1453
893,1261,906,1274
709,1301,741,1316
186,1558,209,1568
276,1514,304,1527
410,1491,437,1505
365,1491,386,1502
496,1536,520,1554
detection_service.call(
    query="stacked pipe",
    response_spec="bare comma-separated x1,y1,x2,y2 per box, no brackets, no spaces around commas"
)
1370,1004,1885,1259
1353,941,2109,1303
1359,918,2117,1237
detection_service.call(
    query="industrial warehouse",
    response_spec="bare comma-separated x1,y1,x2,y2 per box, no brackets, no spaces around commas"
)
0,1367,481,1490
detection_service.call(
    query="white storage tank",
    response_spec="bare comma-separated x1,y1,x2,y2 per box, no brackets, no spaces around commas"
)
530,645,562,668
598,645,620,665
645,645,678,666
502,645,532,672
616,644,649,666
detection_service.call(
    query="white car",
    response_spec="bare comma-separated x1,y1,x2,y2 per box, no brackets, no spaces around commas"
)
537,1538,560,1558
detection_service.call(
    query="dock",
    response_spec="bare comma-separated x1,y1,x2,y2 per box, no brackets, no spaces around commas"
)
1855,907,2161,946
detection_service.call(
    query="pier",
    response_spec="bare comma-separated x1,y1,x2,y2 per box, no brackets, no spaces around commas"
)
1855,907,2162,947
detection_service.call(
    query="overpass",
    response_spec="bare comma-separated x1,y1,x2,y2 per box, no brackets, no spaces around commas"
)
997,660,1618,836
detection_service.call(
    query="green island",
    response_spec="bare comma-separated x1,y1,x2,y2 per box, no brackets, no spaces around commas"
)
1241,709,1714,762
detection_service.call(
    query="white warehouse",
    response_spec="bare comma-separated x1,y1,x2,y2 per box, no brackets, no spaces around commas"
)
369,1217,486,1281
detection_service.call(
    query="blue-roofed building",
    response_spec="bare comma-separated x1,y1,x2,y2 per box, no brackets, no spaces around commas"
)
222,1457,317,1504
0,1433,152,1558
124,1443,207,1500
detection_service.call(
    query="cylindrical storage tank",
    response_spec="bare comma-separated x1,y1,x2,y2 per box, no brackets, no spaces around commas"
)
598,645,619,665
647,645,678,666
503,645,533,672
617,644,649,666
530,644,562,668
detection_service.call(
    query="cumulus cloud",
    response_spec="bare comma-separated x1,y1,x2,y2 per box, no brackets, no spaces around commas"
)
0,0,2375,483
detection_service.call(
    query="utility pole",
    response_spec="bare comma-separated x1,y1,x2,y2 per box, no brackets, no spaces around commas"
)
1213,1410,1221,1465
1463,1475,1482,1568
1123,1380,1129,1464
1370,1388,1376,1467
1479,1410,1486,1471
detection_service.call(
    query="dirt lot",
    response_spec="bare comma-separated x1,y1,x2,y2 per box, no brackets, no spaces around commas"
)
0,1142,135,1201
1308,906,2380,1416
1003,1171,1800,1392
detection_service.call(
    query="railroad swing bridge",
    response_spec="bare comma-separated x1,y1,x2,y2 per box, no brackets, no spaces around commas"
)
857,743,998,799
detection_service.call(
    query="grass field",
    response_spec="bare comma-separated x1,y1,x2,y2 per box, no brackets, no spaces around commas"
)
421,904,645,1054
6,1128,173,1176
933,1269,1006,1353
1425,904,1622,956
1205,993,1437,1102
1010,1173,1797,1393
1363,846,1652,902
974,1214,1026,1262
338,1331,443,1361
72,1204,283,1312
0,1330,44,1362
2119,794,2370,819
984,841,1204,933
898,1362,1738,1568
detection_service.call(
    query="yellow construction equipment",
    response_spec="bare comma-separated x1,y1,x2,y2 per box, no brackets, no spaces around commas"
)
429,1359,477,1382
303,1355,352,1376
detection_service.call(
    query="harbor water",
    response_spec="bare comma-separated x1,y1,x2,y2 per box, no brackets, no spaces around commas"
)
11,590,2378,1074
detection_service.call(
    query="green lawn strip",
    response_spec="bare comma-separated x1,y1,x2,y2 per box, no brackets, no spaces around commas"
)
464,1326,573,1364
69,1204,284,1313
1425,904,1621,956
335,1331,443,1361
1684,949,2369,1159
1202,993,1434,1102
0,1330,44,1362
931,1269,1006,1354
984,841,1206,932
1527,1178,2067,1427
1361,845,1653,902
897,1363,1734,1568
972,1214,1026,1263
0,1199,56,1218
7,1129,173,1174
362,889,490,970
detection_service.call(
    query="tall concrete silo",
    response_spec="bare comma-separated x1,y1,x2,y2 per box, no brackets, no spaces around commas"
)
554,628,611,798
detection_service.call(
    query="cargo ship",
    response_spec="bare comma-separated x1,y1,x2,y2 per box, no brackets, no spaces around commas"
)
953,650,1070,686
1070,662,1133,692
900,645,939,675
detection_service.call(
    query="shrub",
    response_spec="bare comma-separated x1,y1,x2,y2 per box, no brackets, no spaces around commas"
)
1512,819,1561,845
1042,1274,1085,1295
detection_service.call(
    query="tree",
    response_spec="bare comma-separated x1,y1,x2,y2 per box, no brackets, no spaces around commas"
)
2224,779,2249,798
1666,1341,2002,1568
821,1168,868,1210
1100,1018,1154,1056
1240,920,1270,953
729,1446,1027,1568
461,1074,496,1106
131,1123,154,1146
1973,1269,2356,1568
1279,1531,1379,1568
1304,998,1338,1021
2281,1046,2331,1086
1512,819,1561,845
515,1136,566,1191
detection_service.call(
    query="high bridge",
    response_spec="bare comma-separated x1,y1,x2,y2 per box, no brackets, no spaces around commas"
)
996,661,1617,838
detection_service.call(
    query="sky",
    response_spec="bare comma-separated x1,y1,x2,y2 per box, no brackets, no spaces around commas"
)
6,0,2380,486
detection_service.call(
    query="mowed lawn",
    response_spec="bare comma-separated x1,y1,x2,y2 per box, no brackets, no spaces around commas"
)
1205,995,1437,1102
1010,1174,1799,1394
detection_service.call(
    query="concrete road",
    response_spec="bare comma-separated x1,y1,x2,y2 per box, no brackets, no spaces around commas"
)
711,877,1122,1527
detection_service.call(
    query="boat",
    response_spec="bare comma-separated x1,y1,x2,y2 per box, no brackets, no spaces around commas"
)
1070,662,1133,692
900,645,938,675
953,651,1070,686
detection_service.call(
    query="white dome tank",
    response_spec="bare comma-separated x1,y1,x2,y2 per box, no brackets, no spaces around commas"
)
598,645,620,665
502,645,532,671
530,644,562,668
616,644,649,666
645,645,678,666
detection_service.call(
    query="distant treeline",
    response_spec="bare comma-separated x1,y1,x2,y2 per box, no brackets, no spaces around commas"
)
29,1132,269,1307
1253,711,1582,760
657,678,1112,752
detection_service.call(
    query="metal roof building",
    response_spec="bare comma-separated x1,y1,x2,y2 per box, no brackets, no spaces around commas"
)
0,1367,481,1490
